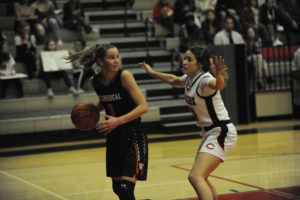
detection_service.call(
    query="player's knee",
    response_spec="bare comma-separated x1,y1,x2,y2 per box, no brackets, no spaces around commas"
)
188,173,204,185
112,180,135,200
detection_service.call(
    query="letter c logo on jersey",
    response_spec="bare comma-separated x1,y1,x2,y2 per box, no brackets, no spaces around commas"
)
206,143,215,150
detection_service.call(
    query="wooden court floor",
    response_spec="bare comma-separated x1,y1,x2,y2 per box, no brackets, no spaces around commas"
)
0,119,299,200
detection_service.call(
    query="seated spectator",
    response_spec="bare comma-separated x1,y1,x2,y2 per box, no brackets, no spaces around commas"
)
292,48,300,72
32,0,63,45
245,27,274,89
259,0,289,46
14,21,37,79
63,0,96,39
69,39,95,93
194,0,217,25
240,0,272,46
277,0,300,45
14,0,38,34
0,41,23,99
173,0,195,26
38,39,78,98
0,29,7,42
153,0,174,37
215,0,245,31
201,9,221,45
213,16,244,45
178,12,204,52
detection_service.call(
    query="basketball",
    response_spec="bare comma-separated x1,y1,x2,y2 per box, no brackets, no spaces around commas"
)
71,103,100,131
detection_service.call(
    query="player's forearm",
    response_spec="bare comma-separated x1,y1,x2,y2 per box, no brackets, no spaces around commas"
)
215,74,225,90
118,104,148,125
149,70,179,85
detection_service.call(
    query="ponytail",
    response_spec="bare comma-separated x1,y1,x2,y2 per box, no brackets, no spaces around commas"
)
65,42,117,67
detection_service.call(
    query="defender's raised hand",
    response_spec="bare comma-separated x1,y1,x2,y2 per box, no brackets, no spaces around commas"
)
209,56,227,76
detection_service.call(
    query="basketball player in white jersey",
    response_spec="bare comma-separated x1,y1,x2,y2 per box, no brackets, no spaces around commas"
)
139,46,237,200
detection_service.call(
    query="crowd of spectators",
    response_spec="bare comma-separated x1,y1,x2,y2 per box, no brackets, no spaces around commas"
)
0,0,97,99
153,0,300,89
154,0,300,49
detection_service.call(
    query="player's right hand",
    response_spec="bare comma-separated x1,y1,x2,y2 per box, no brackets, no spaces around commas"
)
138,62,154,75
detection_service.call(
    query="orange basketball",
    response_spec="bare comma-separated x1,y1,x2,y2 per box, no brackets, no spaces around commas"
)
71,103,100,131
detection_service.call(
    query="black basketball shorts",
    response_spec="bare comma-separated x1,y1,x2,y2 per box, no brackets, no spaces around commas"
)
106,122,148,180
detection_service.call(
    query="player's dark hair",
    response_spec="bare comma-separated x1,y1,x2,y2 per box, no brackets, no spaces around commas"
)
189,46,229,81
65,42,116,67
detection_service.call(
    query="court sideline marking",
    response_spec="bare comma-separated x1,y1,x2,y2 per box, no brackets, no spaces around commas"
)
0,170,69,200
171,165,300,200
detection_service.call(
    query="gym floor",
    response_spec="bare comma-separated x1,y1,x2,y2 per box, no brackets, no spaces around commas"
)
0,119,299,200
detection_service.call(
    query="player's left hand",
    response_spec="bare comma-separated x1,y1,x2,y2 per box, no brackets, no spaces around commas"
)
96,114,120,136
209,56,227,76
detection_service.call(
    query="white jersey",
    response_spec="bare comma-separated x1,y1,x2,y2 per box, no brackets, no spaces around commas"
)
180,72,230,128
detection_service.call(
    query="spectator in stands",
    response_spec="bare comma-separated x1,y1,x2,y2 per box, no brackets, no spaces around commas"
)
277,0,300,45
213,16,244,45
292,48,300,72
0,41,24,99
153,0,174,37
38,39,78,98
14,21,37,79
0,29,7,42
259,0,288,46
69,39,95,93
215,0,246,31
63,0,96,39
240,0,272,46
178,12,204,53
173,0,195,26
245,26,274,89
14,0,38,34
194,0,217,25
32,0,63,45
201,10,221,45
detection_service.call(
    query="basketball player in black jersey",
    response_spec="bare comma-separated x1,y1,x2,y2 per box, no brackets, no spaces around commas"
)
66,43,148,200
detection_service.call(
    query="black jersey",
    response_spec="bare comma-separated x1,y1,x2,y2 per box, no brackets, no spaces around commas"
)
93,69,140,122
93,69,148,180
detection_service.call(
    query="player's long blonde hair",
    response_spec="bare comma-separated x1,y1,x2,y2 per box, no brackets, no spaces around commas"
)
65,42,117,67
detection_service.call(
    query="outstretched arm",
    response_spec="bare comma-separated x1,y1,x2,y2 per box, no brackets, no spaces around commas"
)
138,62,184,87
208,56,227,91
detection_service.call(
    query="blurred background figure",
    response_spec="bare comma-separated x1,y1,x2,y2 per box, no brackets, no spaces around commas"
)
240,0,272,46
178,12,204,52
259,0,288,46
63,0,96,39
214,16,244,45
69,39,95,94
215,0,245,31
153,0,174,37
38,39,78,98
0,41,24,99
245,26,274,89
201,9,221,45
277,0,300,45
173,0,195,26
32,0,63,45
14,0,38,35
14,21,37,79
194,0,217,26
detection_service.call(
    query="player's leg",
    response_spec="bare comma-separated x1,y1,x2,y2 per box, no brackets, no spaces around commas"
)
112,176,136,200
207,179,219,200
188,152,222,200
